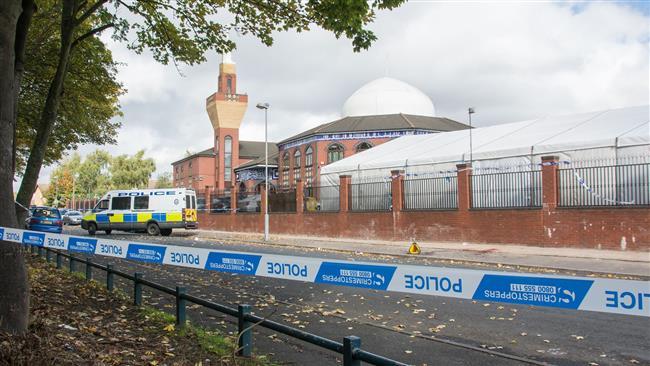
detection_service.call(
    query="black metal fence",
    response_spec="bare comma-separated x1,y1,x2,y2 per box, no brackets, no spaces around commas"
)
196,193,206,212
403,176,458,210
471,170,542,209
269,188,296,213
350,182,392,212
26,245,406,366
304,185,340,212
558,163,650,207
210,190,231,213
237,190,261,212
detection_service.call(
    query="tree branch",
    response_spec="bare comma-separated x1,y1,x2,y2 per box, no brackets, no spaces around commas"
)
71,23,114,48
74,0,109,25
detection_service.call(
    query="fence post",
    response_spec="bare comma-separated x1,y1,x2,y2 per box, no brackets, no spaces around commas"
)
541,156,560,209
69,256,75,273
85,257,92,281
133,272,143,306
296,178,304,214
230,184,238,214
204,188,212,212
237,304,252,357
339,175,351,212
456,163,472,211
260,183,268,216
56,253,62,269
106,264,114,291
343,336,361,366
176,286,187,327
46,248,51,263
390,170,405,212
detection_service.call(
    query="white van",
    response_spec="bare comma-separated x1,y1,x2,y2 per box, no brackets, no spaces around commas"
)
81,188,198,236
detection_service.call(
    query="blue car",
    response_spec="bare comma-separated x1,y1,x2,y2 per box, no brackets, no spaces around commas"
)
25,206,63,233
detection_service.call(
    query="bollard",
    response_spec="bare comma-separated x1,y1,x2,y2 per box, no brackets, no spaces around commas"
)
46,248,51,263
237,304,252,357
343,336,361,366
176,287,187,327
106,264,114,291
133,272,143,306
85,258,92,281
56,253,62,269
69,257,75,273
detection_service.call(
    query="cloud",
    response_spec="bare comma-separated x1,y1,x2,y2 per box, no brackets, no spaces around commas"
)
31,1,648,186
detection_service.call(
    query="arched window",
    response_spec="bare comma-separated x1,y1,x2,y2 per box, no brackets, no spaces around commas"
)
224,136,232,181
282,152,290,187
327,143,344,164
304,146,313,186
293,149,302,183
226,77,232,94
355,141,372,153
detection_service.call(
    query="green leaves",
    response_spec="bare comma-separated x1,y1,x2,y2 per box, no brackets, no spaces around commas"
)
46,149,157,205
15,0,123,174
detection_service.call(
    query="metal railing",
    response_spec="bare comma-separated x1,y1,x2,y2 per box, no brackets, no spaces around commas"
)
237,190,261,213
269,188,296,213
558,163,650,207
403,176,457,210
210,190,231,213
304,185,340,212
350,182,392,212
25,245,407,366
471,170,542,209
197,194,206,211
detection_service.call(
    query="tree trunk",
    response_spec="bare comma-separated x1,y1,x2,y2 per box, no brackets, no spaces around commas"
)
0,0,29,334
15,0,75,220
12,0,36,176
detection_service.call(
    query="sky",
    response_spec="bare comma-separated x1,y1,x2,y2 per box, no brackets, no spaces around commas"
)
31,0,650,186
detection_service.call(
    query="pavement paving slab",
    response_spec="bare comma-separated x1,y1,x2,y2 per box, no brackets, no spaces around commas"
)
194,229,650,278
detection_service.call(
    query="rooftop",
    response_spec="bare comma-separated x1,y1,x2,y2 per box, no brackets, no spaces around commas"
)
279,113,469,145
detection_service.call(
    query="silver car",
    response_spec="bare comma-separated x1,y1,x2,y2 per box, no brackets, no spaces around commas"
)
62,210,83,225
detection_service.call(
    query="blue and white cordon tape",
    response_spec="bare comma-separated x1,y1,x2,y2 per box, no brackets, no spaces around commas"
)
2,227,649,317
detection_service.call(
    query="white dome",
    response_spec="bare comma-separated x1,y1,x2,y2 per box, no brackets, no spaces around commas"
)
342,77,435,117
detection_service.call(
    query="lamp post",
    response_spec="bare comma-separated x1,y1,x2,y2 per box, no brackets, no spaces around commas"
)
256,102,270,241
468,107,475,164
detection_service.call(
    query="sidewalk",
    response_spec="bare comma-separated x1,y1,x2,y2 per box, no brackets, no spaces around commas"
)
195,229,650,278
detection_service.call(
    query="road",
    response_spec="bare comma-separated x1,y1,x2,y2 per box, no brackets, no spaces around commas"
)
59,227,650,366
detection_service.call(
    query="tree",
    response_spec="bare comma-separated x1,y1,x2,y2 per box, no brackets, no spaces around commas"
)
75,150,112,198
15,0,123,175
155,172,173,189
44,153,81,206
0,0,31,335
2,0,405,336
109,150,156,189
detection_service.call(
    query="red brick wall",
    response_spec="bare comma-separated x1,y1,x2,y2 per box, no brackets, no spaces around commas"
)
196,158,650,250
197,207,649,250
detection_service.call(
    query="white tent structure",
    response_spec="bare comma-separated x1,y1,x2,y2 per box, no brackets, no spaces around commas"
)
318,106,649,210
321,105,650,183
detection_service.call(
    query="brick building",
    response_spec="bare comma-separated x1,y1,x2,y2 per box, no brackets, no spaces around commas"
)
172,57,469,194
171,53,278,192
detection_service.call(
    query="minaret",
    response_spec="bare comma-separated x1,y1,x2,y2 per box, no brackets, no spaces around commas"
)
206,52,248,190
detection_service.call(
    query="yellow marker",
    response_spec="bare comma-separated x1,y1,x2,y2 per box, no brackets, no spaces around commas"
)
408,242,421,255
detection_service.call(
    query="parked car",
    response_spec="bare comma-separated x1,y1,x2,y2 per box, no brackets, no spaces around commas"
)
59,208,69,216
25,206,63,233
62,210,83,225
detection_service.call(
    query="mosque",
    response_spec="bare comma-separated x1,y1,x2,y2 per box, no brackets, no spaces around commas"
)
171,54,469,193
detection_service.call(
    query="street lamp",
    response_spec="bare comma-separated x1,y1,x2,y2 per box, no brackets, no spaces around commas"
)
256,102,270,241
468,107,475,164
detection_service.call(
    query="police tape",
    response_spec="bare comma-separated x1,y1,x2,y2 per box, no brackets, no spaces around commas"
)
2,227,649,317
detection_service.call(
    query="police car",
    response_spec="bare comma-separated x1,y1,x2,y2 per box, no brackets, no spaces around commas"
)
81,188,198,236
